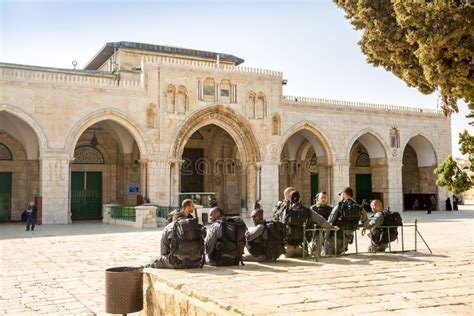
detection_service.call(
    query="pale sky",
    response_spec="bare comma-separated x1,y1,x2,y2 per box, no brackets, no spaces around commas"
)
1,0,471,157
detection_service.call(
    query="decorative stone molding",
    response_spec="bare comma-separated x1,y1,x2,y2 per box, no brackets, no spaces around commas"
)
143,56,283,78
0,63,143,89
282,95,443,116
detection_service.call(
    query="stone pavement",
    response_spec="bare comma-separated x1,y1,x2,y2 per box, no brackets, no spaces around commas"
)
1,210,473,315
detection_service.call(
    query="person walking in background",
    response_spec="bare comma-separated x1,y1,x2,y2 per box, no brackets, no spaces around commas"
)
445,197,452,211
25,202,36,231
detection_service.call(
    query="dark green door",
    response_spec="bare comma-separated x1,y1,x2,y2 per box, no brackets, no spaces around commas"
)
0,172,12,222
71,172,102,220
355,174,372,204
310,173,319,205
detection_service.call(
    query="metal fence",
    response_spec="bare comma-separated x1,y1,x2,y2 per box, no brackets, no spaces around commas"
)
110,206,136,221
155,206,178,219
302,219,432,260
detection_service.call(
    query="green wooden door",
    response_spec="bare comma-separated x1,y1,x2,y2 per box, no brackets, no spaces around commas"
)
0,172,12,222
71,172,102,220
310,173,319,205
355,174,372,204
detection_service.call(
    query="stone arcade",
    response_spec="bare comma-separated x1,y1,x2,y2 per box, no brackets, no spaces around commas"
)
0,41,451,224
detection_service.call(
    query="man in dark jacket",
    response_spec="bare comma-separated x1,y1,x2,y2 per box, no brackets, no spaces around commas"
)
324,187,368,255
25,202,36,231
147,199,204,269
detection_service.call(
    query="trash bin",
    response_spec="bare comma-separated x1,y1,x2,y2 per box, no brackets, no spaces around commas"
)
105,266,143,315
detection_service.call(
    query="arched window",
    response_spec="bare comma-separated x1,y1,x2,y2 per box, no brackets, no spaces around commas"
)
272,114,281,135
165,85,176,113
256,93,266,119
220,79,231,99
355,153,370,167
74,145,105,164
203,78,215,101
0,143,12,160
247,92,256,118
177,86,188,114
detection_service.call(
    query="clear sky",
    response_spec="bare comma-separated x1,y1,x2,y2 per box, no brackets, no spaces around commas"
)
1,0,471,157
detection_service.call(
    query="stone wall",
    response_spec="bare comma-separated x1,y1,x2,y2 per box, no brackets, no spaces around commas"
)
0,131,39,220
0,48,453,223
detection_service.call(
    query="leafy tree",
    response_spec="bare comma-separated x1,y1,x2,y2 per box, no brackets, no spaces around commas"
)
333,0,473,116
335,0,474,193
434,131,473,194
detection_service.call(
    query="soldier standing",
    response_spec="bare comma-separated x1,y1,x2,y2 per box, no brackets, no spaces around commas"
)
361,199,388,252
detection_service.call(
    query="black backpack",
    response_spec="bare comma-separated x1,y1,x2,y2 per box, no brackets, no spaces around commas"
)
282,203,311,246
169,218,205,268
213,217,247,266
379,211,403,243
334,200,362,230
264,220,286,260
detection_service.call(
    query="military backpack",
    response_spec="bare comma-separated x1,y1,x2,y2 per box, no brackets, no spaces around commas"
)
379,211,403,243
334,200,362,230
282,203,311,246
169,218,205,268
212,217,247,266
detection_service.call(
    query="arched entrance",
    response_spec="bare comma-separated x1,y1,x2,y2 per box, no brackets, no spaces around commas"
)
180,125,243,213
68,113,147,220
279,124,333,206
402,135,438,211
0,110,42,221
170,106,261,213
348,132,388,206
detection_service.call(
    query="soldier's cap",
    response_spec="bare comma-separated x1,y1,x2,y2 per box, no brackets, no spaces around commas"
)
338,187,353,197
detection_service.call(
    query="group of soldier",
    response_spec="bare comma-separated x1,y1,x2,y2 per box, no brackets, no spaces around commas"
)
146,186,397,269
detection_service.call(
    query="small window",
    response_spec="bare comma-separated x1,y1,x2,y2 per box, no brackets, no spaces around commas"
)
203,78,215,96
220,79,231,98
74,145,105,164
0,143,12,160
355,153,370,167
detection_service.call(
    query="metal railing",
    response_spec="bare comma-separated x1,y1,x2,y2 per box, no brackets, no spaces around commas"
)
302,219,432,260
155,206,177,219
110,206,136,221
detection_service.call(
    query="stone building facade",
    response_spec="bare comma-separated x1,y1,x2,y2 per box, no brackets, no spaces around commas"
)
0,41,451,224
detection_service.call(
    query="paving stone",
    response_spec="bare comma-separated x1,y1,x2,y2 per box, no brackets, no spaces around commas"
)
1,210,473,315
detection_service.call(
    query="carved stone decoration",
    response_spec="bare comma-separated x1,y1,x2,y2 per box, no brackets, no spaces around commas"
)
256,93,266,119
390,126,400,148
392,148,398,157
165,85,176,113
177,86,188,114
0,143,12,160
147,103,158,128
272,114,281,135
74,145,105,164
247,92,256,118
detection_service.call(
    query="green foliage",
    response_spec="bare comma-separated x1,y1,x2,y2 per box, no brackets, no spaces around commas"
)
434,130,473,194
458,130,474,171
333,0,474,116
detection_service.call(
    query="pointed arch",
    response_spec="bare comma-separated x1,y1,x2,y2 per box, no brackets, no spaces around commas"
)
0,104,48,159
65,108,148,160
401,133,438,166
279,121,334,165
170,105,261,163
346,129,388,160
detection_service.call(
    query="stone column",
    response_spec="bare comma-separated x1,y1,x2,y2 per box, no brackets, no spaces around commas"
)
147,158,168,205
139,159,148,198
260,160,279,218
168,159,184,207
244,161,257,216
387,159,404,212
331,159,350,204
40,153,70,224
